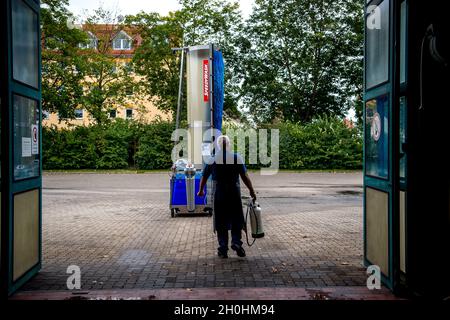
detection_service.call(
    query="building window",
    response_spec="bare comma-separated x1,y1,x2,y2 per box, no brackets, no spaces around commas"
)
112,31,132,50
109,109,117,118
126,109,133,119
74,109,84,119
79,31,98,50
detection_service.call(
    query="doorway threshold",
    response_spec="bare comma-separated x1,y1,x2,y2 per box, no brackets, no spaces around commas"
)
10,286,401,300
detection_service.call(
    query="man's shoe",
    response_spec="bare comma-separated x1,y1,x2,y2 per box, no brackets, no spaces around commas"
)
218,250,228,259
231,244,246,257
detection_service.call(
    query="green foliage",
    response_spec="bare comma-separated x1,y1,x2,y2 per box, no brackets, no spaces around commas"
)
276,117,362,170
81,8,145,124
41,4,144,123
237,0,364,124
43,119,142,170
43,117,361,171
222,117,362,171
43,126,97,169
126,12,183,117
126,0,243,119
134,121,174,170
42,0,364,125
41,0,88,119
91,123,130,169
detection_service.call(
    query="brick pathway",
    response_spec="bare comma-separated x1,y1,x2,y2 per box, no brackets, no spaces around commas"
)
20,172,367,292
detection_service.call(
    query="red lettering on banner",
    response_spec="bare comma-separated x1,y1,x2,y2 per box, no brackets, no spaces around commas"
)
203,60,209,102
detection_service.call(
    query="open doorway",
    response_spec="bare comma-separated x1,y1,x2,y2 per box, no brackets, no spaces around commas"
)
3,0,448,300
11,0,379,300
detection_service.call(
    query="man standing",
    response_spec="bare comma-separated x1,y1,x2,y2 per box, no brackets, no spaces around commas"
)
197,135,257,258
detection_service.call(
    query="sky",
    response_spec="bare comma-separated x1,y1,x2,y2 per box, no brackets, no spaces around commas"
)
68,0,255,19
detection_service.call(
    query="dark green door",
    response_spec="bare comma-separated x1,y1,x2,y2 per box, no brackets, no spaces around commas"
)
1,0,42,296
363,0,398,290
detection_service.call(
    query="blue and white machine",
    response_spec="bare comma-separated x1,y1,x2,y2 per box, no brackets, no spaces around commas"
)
170,44,224,217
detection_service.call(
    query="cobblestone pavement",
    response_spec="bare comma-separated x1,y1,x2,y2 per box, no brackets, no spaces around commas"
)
21,172,366,291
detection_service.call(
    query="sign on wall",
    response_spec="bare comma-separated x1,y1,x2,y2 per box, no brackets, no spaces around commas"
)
203,59,209,102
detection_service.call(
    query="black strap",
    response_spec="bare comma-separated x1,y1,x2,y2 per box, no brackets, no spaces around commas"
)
222,139,226,164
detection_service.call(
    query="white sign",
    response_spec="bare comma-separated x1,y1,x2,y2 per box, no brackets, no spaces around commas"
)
22,137,32,157
31,124,39,155
371,112,382,142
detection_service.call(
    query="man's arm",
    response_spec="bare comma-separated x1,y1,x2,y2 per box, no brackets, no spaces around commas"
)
240,172,257,201
197,163,212,197
197,176,208,197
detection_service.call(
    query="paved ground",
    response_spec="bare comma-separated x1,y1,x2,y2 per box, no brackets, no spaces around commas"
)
21,172,367,292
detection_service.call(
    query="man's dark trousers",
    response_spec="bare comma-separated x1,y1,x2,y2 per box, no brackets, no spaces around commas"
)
217,226,243,253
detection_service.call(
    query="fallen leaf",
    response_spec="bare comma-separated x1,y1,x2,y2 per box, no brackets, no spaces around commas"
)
312,293,329,300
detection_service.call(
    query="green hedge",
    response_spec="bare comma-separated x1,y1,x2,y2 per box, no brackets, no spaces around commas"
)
43,119,141,170
134,121,174,170
42,117,362,171
276,117,362,170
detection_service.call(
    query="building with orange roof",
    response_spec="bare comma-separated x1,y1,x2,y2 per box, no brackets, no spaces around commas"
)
43,24,171,129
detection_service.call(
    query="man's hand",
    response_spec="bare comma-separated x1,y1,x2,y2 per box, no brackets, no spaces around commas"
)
197,176,208,197
250,190,257,201
197,189,205,197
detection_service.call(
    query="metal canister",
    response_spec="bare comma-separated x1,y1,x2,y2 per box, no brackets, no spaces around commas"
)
184,165,197,212
250,201,265,238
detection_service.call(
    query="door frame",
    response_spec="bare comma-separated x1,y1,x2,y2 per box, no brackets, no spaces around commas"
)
363,0,402,291
0,0,42,296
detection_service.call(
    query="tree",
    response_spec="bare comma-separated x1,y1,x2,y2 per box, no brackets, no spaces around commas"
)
42,2,144,124
41,0,87,120
238,0,364,124
126,0,244,120
80,7,145,124
126,11,183,119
